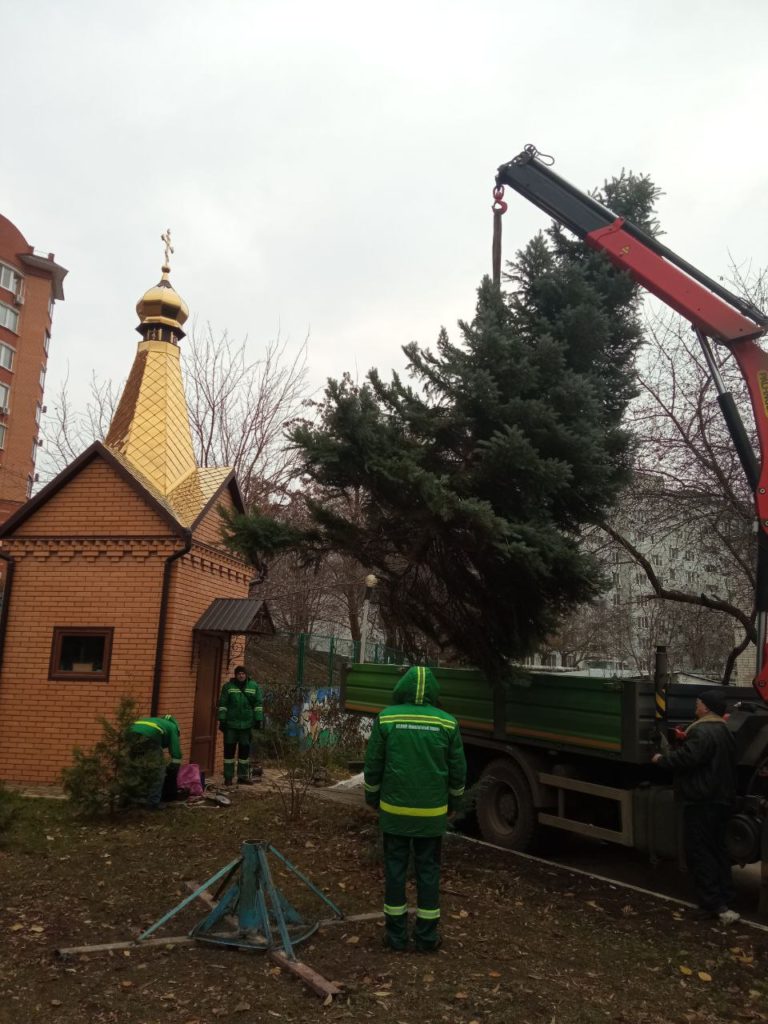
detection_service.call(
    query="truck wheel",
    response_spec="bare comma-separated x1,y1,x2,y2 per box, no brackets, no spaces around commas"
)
476,758,538,851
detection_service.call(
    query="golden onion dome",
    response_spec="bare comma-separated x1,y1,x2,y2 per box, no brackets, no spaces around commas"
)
136,262,189,338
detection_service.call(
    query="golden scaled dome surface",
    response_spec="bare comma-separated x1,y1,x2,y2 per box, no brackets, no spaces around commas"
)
136,263,189,332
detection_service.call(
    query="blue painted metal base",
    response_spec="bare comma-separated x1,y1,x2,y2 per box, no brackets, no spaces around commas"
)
139,840,344,959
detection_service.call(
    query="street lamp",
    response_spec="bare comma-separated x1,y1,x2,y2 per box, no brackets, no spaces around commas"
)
359,573,378,664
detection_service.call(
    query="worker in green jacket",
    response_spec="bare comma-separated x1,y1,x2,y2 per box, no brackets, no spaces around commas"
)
364,665,467,952
218,665,264,786
129,714,182,809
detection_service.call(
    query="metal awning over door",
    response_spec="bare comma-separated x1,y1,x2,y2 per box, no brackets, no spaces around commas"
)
194,598,275,636
193,599,275,666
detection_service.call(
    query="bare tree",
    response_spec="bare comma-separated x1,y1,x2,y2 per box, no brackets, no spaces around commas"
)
44,369,122,476
546,564,742,678
185,325,309,507
541,599,622,669
40,325,310,507
254,486,377,641
588,271,765,682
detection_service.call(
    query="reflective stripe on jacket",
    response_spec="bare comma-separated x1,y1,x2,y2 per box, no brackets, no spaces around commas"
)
218,677,264,729
130,717,182,765
364,666,467,838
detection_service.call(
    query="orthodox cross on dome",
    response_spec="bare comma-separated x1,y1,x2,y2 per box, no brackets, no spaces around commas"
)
161,228,174,270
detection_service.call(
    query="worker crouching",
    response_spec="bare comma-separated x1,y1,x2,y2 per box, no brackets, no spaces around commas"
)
129,714,182,810
364,666,467,951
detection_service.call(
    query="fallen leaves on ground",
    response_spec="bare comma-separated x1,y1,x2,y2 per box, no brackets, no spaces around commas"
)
1,791,767,1024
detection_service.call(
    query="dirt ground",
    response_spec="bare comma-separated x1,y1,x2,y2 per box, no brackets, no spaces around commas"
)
1,788,767,1024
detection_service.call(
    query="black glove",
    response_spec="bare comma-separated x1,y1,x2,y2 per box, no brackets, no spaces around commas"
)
253,720,263,731
218,722,225,733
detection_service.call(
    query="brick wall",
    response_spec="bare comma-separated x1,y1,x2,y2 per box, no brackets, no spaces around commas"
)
0,455,177,783
13,458,168,536
0,457,254,784
160,489,252,773
192,488,234,549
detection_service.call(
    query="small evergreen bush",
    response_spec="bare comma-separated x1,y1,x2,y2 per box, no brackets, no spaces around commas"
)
62,697,162,817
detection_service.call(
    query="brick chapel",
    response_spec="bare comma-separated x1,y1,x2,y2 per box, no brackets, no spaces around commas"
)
0,248,272,784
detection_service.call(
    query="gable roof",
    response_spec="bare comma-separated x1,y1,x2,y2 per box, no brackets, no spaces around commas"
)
0,442,185,538
0,441,244,540
190,472,245,531
169,467,236,527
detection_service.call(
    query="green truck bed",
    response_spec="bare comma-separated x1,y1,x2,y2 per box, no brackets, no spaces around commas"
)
341,663,657,764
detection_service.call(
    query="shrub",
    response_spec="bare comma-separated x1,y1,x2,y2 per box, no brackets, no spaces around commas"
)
61,697,162,817
255,679,368,821
257,681,314,822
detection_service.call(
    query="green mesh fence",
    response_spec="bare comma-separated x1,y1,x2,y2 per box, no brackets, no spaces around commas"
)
245,631,412,686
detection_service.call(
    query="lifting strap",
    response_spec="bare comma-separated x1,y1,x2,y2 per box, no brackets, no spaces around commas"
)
491,185,507,288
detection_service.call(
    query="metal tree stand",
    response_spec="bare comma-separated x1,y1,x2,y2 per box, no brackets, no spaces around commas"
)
138,839,344,959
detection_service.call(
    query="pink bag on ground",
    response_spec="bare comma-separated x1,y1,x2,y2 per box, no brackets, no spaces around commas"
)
177,763,204,798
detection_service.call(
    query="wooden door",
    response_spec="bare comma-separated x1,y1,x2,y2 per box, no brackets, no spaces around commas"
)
190,634,223,774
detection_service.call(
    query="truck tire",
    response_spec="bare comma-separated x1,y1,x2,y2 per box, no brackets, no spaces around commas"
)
476,758,538,851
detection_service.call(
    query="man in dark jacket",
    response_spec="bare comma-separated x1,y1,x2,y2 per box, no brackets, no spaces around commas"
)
218,665,264,786
652,689,739,923
364,666,466,952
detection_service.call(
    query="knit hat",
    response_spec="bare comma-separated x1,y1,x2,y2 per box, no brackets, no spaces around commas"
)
699,689,727,717
234,665,247,675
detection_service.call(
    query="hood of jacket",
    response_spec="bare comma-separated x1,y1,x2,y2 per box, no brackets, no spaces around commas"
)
393,666,439,706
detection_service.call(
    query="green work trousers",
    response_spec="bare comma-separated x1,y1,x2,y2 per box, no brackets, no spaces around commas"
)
129,734,165,808
383,833,442,951
222,727,251,783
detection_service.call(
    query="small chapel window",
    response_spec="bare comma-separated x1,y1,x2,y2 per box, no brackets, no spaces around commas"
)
49,627,114,681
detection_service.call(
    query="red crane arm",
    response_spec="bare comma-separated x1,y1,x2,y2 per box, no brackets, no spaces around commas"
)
585,219,762,343
496,146,768,700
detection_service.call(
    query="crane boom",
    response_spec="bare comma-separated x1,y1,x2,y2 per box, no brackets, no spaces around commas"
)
495,146,768,701
496,147,768,341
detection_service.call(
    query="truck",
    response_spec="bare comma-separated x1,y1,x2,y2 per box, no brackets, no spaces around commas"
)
342,147,768,913
342,662,768,899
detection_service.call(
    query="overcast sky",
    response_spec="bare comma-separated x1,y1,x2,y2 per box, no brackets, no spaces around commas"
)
4,0,768,432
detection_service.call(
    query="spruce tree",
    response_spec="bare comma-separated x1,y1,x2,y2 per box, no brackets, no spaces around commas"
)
225,172,660,695
62,697,162,816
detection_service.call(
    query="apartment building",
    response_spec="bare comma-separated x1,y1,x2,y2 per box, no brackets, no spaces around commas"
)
0,214,67,521
541,477,751,680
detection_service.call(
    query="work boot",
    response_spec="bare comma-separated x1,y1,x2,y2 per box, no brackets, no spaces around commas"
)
238,778,254,786
690,906,717,921
414,936,443,953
